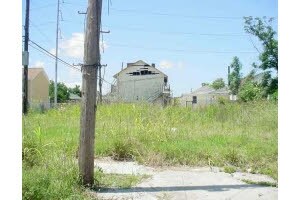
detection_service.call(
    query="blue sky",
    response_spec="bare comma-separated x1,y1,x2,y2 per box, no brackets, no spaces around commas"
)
22,0,277,96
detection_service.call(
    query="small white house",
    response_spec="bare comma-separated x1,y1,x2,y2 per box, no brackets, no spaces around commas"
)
108,60,171,105
179,85,230,107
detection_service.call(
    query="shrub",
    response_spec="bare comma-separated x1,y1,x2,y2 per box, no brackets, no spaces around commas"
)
111,139,135,161
217,96,228,105
238,81,262,102
271,90,278,101
22,127,44,167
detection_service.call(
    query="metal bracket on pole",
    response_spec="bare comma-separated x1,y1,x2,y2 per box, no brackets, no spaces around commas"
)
78,11,87,14
22,51,29,66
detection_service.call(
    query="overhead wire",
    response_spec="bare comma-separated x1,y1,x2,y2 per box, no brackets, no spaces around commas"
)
104,26,247,36
109,8,277,20
29,40,114,85
30,3,57,10
29,20,55,45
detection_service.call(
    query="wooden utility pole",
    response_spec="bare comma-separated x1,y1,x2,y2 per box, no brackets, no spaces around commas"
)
22,0,30,114
79,0,102,186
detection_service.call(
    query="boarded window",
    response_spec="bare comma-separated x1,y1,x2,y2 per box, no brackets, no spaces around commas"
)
127,70,158,76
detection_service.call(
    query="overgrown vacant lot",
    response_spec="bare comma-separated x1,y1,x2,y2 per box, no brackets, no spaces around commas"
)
23,101,277,199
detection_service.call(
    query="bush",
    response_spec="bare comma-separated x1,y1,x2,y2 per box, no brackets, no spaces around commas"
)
22,127,44,167
217,96,228,105
271,90,278,101
238,81,262,102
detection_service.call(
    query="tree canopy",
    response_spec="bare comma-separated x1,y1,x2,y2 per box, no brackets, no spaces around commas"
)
229,56,242,95
49,81,70,103
244,16,278,71
68,85,81,97
244,16,278,96
211,78,225,90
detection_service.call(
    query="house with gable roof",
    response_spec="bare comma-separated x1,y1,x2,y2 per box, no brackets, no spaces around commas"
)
23,67,50,109
108,60,171,105
179,85,230,107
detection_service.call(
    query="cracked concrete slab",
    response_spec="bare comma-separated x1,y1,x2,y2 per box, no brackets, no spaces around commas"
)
93,158,278,200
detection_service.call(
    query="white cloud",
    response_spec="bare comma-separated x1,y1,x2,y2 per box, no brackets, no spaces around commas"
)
65,81,82,89
59,32,108,59
159,60,174,69
32,61,45,68
49,48,60,56
60,33,84,59
159,60,186,70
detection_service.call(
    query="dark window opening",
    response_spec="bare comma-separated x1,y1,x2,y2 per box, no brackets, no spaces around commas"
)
192,96,197,104
164,77,168,84
141,70,154,75
127,70,158,76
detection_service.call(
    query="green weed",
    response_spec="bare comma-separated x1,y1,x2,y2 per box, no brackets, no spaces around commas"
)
23,101,278,199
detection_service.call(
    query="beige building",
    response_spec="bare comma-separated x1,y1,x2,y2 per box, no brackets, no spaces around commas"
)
24,68,50,108
179,85,229,107
107,60,171,105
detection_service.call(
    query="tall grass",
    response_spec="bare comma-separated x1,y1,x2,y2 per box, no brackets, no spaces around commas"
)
23,101,277,198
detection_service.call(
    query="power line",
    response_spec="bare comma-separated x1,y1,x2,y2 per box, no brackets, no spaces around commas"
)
107,26,247,37
29,20,55,45
30,3,57,10
31,21,57,27
51,2,277,21
58,36,256,54
109,43,257,54
110,8,277,20
61,20,247,37
29,40,80,71
247,34,261,54
28,40,114,85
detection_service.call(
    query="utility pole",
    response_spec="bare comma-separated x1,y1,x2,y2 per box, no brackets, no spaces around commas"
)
98,65,102,104
98,64,107,104
228,65,231,87
97,29,109,104
22,0,30,114
79,0,102,186
54,0,60,106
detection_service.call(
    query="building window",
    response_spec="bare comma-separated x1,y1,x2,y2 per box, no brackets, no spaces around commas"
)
192,96,197,104
128,70,158,76
164,77,168,84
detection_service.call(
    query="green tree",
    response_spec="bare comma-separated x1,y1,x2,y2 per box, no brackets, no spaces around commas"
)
49,80,70,103
238,80,261,102
211,78,225,90
244,16,278,71
244,17,278,96
229,56,242,95
68,85,81,97
239,69,262,101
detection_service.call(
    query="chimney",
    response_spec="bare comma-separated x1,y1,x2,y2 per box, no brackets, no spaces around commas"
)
151,63,155,68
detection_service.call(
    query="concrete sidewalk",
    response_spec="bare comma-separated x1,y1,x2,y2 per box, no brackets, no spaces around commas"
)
93,158,277,200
